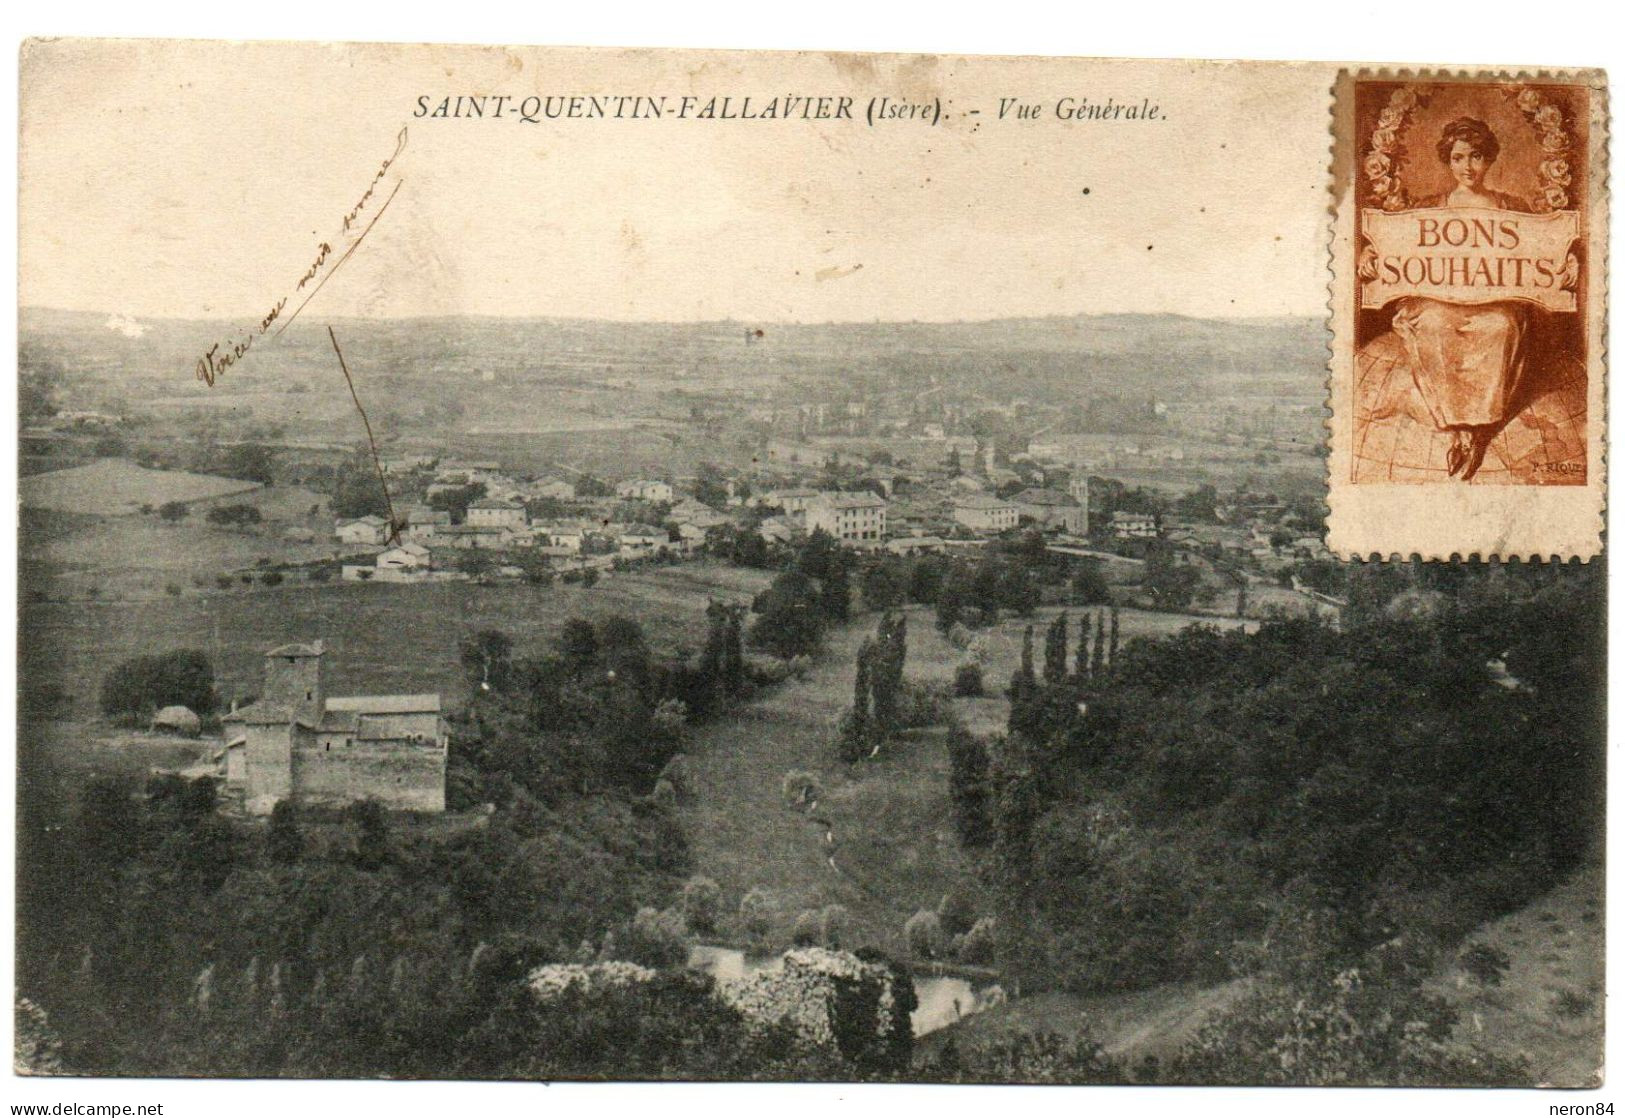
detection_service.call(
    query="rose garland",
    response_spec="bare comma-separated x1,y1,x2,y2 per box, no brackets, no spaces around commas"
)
1365,86,1424,212
1505,85,1575,212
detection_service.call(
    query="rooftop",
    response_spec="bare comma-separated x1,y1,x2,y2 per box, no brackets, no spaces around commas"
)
266,641,325,658
327,694,442,715
1013,488,1080,507
953,495,1016,510
819,493,887,509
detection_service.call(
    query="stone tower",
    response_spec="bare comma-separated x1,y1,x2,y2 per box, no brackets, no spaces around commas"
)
262,640,326,723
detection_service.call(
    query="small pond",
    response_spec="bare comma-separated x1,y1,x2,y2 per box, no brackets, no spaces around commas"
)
688,944,995,1036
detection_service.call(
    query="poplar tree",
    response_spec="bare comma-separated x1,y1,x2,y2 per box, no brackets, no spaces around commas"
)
1043,613,1069,684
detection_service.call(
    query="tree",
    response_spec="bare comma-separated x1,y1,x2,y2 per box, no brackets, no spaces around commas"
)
428,483,484,523
461,629,515,695
207,504,262,526
909,555,947,605
750,570,825,659
936,565,971,634
457,549,496,579
598,616,652,688
1109,606,1121,662
861,561,904,612
840,639,875,763
100,650,217,721
221,444,276,485
692,462,731,509
331,452,393,520
1143,541,1201,612
721,608,745,698
1071,560,1110,606
947,726,993,847
953,662,984,697
820,556,852,622
870,613,908,742
1075,616,1092,678
1043,613,1069,684
1090,611,1107,677
267,800,303,864
347,798,390,870
559,618,599,671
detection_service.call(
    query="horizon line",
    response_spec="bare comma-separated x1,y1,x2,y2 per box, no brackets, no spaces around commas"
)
20,304,1322,328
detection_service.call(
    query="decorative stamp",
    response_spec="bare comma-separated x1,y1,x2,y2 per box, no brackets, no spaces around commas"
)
1327,70,1607,559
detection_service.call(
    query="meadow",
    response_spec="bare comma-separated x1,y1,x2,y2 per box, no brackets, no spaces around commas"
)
21,562,774,720
676,603,1249,956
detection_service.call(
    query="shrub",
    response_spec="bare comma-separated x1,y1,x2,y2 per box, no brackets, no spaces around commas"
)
656,753,690,799
898,680,952,729
904,909,945,960
678,876,722,935
739,887,777,942
1552,989,1594,1020
1457,943,1511,988
260,571,284,587
937,890,978,937
957,917,998,965
603,906,690,969
791,909,823,946
649,779,678,808
782,769,821,810
214,575,234,590
953,662,984,697
820,905,850,950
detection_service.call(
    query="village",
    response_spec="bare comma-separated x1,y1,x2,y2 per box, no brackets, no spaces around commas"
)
17,319,1598,1088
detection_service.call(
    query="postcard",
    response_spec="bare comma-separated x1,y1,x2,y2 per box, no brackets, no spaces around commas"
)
15,41,1606,1087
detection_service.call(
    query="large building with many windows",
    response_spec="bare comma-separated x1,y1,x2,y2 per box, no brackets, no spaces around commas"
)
805,492,887,542
951,494,1020,534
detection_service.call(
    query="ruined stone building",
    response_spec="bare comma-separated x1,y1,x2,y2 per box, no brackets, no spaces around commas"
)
222,641,447,814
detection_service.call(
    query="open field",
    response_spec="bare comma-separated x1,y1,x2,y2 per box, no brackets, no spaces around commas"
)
678,603,1249,956
20,459,265,516
23,490,338,602
21,563,773,719
1430,863,1604,1086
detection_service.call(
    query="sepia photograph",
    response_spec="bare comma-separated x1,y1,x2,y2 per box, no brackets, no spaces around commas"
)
10,33,1608,1102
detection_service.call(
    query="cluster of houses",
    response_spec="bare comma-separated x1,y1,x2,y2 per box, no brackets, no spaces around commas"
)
334,461,734,582
332,449,1326,588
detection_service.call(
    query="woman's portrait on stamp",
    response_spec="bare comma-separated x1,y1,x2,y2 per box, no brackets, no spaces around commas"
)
1350,82,1587,485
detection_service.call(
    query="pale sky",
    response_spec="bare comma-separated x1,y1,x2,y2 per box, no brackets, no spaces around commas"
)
21,42,1336,322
